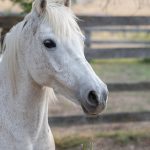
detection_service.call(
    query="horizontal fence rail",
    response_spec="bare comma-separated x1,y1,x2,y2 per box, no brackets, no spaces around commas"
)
2,15,150,29
85,26,150,32
79,16,150,27
85,47,150,59
91,40,150,46
108,82,150,91
49,111,150,126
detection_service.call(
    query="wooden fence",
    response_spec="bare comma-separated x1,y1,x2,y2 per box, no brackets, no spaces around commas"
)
0,15,150,91
0,15,150,124
1,15,150,59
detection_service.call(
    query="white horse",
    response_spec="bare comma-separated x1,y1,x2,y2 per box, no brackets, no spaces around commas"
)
0,0,108,149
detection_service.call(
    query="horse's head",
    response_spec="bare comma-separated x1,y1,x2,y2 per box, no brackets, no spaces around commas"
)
22,0,108,116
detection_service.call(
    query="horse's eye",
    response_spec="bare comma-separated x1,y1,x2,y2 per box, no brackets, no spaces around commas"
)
43,39,56,49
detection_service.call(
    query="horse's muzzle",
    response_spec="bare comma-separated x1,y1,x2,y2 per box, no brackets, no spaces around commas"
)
81,87,108,116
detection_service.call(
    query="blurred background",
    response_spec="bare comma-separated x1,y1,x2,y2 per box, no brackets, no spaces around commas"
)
0,0,150,150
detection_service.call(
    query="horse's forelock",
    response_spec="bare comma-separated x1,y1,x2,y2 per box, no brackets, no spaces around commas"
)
44,2,84,40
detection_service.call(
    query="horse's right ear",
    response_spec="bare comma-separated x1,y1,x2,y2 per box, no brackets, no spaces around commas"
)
33,0,47,15
64,0,71,7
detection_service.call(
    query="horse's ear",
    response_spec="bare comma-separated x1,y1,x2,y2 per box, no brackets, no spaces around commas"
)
33,0,47,15
40,0,47,11
64,0,71,7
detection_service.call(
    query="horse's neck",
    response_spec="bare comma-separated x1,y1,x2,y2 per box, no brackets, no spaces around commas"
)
0,56,49,142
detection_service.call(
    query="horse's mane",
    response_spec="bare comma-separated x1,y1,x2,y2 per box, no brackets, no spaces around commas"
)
2,0,84,100
2,22,24,95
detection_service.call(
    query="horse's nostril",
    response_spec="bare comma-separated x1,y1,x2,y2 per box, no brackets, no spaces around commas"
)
88,91,99,107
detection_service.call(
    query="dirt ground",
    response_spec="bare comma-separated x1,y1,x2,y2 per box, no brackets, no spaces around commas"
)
52,122,150,150
94,138,150,150
69,138,150,150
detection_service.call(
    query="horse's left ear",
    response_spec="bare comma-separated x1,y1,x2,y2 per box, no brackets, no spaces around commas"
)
40,0,47,11
33,0,47,15
64,0,71,7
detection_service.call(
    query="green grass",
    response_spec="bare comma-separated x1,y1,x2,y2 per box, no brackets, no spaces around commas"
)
90,58,150,83
141,58,150,64
55,130,150,149
55,135,91,149
96,130,150,145
90,58,150,64
81,142,93,150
